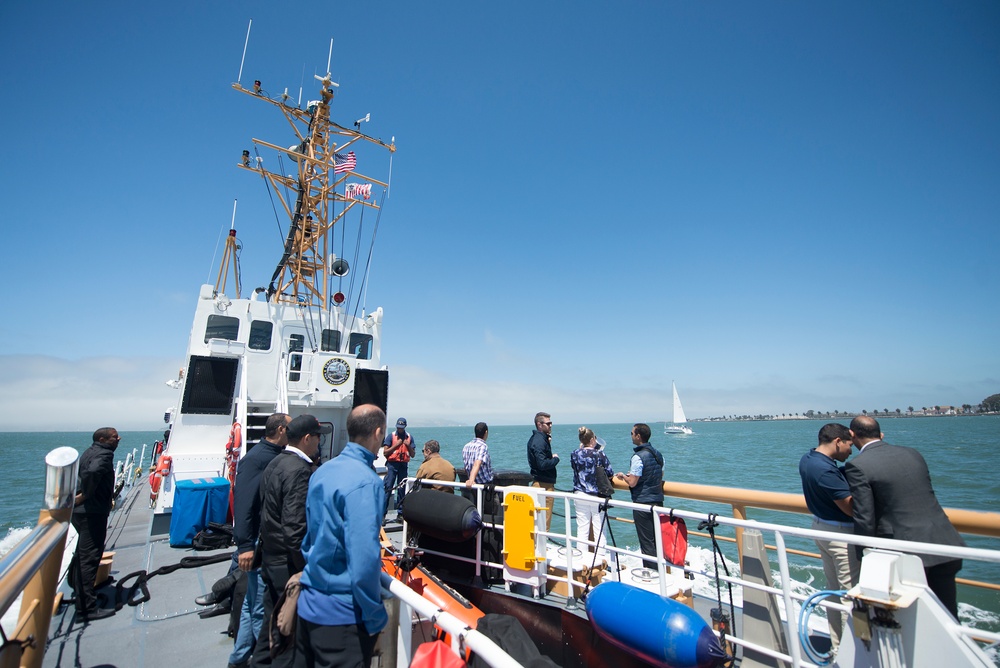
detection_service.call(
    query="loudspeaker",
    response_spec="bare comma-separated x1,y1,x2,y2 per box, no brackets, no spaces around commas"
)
354,369,388,412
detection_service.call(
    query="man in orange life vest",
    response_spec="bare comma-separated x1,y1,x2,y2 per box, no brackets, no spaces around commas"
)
382,417,415,517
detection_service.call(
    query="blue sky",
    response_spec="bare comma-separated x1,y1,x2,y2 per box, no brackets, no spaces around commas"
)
1,2,998,430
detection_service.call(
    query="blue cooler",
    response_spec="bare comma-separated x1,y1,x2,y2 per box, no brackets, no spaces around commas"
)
169,477,230,547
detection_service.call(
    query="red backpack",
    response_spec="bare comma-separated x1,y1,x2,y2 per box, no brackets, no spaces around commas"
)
658,511,688,566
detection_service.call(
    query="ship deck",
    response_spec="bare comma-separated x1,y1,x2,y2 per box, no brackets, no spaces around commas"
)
44,482,236,668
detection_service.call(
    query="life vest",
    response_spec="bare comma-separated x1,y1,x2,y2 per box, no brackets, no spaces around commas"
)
148,455,172,508
629,444,664,505
385,432,413,463
225,423,243,482
225,423,242,523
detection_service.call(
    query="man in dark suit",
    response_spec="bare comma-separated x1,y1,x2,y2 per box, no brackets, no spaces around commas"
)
843,416,965,618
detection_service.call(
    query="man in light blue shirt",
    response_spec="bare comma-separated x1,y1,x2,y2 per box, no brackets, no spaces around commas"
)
295,405,387,667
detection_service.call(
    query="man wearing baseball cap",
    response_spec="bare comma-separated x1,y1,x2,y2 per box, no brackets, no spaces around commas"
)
252,414,330,666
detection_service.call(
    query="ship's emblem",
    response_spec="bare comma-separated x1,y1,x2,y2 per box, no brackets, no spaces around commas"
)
322,358,351,386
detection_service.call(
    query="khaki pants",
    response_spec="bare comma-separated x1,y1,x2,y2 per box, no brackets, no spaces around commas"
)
811,518,861,648
531,481,555,531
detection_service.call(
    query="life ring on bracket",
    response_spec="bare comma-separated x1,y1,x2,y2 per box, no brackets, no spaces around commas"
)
225,422,243,482
148,455,172,508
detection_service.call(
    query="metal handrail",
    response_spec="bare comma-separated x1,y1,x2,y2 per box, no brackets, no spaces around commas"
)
0,447,78,668
0,519,68,619
381,572,522,668
446,482,1000,667
654,480,1000,538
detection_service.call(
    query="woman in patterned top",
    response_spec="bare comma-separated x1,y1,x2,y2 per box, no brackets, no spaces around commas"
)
570,426,615,563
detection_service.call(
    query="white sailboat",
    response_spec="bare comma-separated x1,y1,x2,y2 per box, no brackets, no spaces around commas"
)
664,381,694,434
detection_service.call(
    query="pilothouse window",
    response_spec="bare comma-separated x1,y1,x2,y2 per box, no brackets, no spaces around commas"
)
289,334,304,381
349,333,372,360
181,356,239,415
205,315,239,343
321,329,341,352
249,321,274,351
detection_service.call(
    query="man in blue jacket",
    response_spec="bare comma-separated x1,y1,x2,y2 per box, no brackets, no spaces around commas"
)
296,404,387,667
526,412,560,530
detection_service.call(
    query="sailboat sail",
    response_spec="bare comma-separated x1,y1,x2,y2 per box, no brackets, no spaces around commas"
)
665,382,693,434
672,382,688,424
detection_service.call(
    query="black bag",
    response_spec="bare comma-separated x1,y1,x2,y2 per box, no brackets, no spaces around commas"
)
594,464,615,499
192,522,235,551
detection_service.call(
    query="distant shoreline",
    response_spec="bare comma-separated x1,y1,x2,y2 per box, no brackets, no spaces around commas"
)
696,412,997,423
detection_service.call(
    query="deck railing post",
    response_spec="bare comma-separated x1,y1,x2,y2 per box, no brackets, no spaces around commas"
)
732,504,747,571
19,447,79,668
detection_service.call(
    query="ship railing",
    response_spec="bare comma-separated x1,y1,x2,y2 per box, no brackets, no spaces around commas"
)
0,447,79,668
546,493,1000,666
380,572,523,668
407,479,1000,667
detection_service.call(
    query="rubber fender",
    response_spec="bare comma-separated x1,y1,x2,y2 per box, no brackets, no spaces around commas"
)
586,581,727,668
401,489,482,542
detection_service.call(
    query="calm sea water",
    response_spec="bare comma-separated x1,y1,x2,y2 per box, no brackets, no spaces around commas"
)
2,417,998,629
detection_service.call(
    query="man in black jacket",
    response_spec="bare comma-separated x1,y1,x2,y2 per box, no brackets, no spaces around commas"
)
229,412,290,668
250,414,328,667
70,427,120,621
526,412,560,531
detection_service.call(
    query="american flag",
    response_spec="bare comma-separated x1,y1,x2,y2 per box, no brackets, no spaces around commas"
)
334,151,357,174
345,183,372,200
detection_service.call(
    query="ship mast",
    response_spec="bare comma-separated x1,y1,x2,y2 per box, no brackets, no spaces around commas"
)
232,73,395,309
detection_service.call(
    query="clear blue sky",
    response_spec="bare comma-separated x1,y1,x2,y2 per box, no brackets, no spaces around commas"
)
1,2,998,430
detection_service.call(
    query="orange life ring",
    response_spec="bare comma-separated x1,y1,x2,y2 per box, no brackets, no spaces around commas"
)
149,455,172,506
225,423,243,482
225,423,243,523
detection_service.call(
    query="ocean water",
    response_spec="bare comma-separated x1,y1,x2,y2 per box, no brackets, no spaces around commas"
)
2,417,998,632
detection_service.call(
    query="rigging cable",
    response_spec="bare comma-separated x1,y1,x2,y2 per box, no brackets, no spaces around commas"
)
346,203,366,319
351,188,387,323
254,145,287,246
233,234,243,297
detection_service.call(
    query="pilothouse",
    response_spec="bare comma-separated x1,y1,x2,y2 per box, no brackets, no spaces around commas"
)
153,51,396,521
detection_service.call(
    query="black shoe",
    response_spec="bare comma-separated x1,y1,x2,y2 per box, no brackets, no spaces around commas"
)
195,591,220,606
197,602,231,619
79,607,116,622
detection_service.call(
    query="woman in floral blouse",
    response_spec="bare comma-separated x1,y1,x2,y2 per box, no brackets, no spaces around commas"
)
570,426,615,563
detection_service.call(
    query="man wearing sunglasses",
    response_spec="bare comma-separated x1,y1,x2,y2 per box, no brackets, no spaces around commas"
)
527,412,560,531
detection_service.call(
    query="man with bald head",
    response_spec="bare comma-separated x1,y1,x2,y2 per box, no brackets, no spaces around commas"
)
296,404,387,667
844,415,965,618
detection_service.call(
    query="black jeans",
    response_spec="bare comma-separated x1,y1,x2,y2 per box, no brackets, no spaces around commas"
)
252,561,294,667
294,618,378,668
70,513,108,612
632,508,658,570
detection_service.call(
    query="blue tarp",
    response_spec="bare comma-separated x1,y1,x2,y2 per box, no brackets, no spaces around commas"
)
169,477,230,547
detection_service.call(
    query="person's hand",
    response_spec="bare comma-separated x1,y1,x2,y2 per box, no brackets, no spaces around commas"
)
553,453,559,459
238,549,254,571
